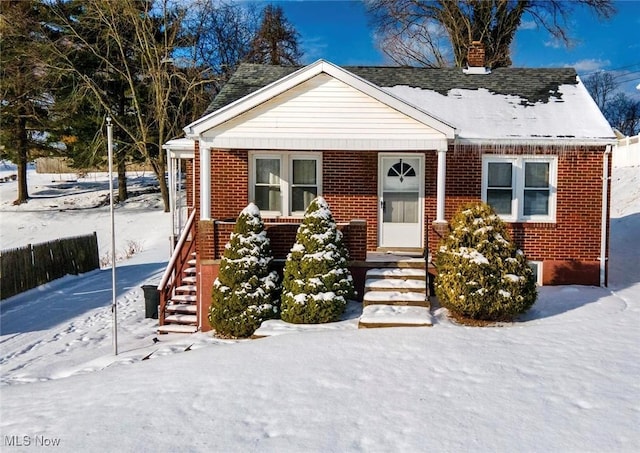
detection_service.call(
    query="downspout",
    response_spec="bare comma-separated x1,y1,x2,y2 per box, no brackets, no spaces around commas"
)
600,145,612,287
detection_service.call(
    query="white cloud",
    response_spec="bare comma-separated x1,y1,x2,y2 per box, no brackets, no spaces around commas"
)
544,39,562,49
636,83,640,91
520,20,537,30
565,58,611,72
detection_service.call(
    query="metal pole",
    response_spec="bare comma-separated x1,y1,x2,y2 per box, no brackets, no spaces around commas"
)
107,117,118,355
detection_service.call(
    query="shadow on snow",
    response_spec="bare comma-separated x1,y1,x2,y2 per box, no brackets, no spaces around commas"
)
0,261,166,336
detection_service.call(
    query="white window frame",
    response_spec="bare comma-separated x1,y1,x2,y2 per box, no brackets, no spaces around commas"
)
249,151,322,217
482,155,557,223
528,261,544,286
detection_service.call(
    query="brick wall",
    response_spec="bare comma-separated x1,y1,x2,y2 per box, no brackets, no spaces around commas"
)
323,151,379,250
210,220,367,262
196,146,608,285
431,145,609,285
211,148,248,219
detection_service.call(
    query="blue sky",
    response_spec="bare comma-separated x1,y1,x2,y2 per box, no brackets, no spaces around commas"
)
247,0,640,98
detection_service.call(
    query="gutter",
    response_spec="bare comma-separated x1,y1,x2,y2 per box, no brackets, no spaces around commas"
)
600,145,612,287
453,137,618,148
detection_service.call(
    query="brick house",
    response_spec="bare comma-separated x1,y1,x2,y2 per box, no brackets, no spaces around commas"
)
159,53,616,333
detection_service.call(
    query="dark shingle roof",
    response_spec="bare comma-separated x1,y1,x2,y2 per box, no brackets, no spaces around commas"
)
204,63,578,115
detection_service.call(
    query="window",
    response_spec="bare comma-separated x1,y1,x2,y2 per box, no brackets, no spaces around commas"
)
482,156,556,222
251,152,321,216
529,261,543,286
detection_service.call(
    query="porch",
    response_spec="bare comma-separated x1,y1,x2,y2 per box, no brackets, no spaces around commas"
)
156,213,437,334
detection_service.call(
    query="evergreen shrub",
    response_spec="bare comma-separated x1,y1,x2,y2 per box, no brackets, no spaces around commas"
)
434,202,537,321
209,203,279,337
281,197,355,324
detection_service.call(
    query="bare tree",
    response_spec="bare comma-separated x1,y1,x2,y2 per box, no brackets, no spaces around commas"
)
186,0,259,84
48,0,214,211
584,72,617,112
608,93,640,136
245,5,302,66
366,0,615,68
584,72,640,136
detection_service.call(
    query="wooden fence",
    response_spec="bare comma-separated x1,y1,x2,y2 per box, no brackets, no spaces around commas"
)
0,233,100,300
35,157,154,174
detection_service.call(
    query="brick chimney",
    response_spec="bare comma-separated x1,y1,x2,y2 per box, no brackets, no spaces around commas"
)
463,40,491,74
468,41,485,67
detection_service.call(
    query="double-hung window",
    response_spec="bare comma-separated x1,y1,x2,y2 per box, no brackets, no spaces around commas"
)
251,152,321,216
482,155,557,222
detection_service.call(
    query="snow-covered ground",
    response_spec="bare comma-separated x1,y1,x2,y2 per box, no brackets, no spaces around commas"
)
0,162,639,452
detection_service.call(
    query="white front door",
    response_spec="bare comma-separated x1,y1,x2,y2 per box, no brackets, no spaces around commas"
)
379,155,424,249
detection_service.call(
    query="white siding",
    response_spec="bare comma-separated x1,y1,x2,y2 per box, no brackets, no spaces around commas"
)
203,74,448,150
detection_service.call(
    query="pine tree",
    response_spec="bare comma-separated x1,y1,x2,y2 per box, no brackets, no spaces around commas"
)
281,197,354,324
209,203,279,338
245,4,301,65
434,202,537,322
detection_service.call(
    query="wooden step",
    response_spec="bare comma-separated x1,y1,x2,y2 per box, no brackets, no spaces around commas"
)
166,304,197,314
165,314,197,325
158,324,198,334
363,290,429,307
182,276,197,284
171,294,197,303
188,259,196,266
358,304,433,328
364,278,426,293
184,267,196,275
366,268,426,280
176,285,196,293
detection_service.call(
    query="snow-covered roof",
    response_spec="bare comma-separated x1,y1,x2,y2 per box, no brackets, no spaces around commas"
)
198,61,616,146
385,82,615,145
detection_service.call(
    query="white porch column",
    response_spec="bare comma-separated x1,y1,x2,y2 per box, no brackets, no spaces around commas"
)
436,148,447,223
166,147,176,249
200,143,211,220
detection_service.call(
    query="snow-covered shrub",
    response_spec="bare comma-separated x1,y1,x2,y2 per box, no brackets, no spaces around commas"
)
434,202,537,322
209,203,279,338
280,197,355,324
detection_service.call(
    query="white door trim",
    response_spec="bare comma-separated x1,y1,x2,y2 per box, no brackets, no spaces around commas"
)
378,154,424,249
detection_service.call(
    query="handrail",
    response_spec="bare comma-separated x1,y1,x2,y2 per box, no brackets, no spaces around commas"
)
158,208,196,291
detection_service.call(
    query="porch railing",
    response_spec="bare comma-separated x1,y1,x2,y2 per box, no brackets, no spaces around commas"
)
158,208,196,326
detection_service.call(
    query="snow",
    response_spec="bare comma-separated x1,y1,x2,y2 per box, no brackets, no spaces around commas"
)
1,164,639,452
387,83,615,142
241,202,261,218
359,304,433,326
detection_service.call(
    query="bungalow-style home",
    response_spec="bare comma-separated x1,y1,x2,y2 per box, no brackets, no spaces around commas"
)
159,43,616,333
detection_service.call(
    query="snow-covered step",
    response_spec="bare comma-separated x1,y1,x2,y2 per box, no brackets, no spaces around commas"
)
158,324,198,334
183,267,196,275
166,304,197,314
175,285,196,293
358,304,433,328
364,278,426,293
363,290,429,307
164,314,197,325
366,268,426,280
171,294,197,303
188,259,196,266
182,276,197,284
